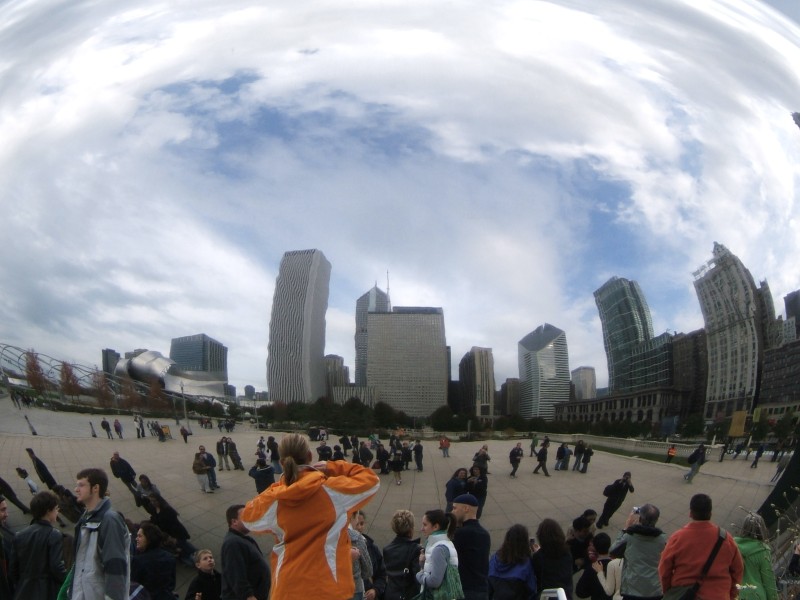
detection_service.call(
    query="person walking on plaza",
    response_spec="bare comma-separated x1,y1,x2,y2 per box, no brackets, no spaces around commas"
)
684,443,706,483
440,436,451,457
533,441,550,476
113,419,123,439
573,440,586,471
216,437,231,470
610,504,667,600
192,452,213,493
71,468,130,600
241,433,380,600
555,443,567,471
581,444,594,473
220,505,270,600
659,494,743,600
9,490,66,599
509,442,524,478
734,512,778,600
529,433,539,457
750,443,765,469
772,453,791,482
267,436,282,475
452,494,491,600
198,445,219,489
719,441,728,462
466,466,488,519
0,475,30,516
666,445,677,463
472,445,491,476
413,439,424,472
26,448,57,490
109,451,138,495
445,468,468,513
100,418,113,439
596,472,634,529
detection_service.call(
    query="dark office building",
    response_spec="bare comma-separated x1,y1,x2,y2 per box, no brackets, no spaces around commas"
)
169,334,228,381
101,348,120,376
671,329,708,420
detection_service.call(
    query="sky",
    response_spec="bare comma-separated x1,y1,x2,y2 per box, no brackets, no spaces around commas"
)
1,0,800,395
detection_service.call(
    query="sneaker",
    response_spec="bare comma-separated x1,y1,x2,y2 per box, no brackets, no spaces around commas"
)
205,490,214,494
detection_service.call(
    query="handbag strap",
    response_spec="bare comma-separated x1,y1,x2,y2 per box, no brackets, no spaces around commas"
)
696,527,727,585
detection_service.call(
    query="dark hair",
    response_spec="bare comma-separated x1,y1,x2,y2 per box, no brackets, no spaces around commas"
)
690,494,712,521
592,532,611,554
572,516,591,532
226,504,245,527
582,509,597,519
138,475,153,489
0,495,5,504
536,518,568,559
450,468,467,479
424,509,457,539
30,490,59,520
15,467,28,478
138,521,166,550
76,468,109,497
497,524,531,564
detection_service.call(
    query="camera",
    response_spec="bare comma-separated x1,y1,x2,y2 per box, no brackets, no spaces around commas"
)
633,506,641,514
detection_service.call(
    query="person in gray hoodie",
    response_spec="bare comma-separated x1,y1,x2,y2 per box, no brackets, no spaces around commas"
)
609,504,667,600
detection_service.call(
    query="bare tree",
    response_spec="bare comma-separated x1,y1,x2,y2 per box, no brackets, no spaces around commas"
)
60,362,81,403
24,351,49,397
92,371,114,409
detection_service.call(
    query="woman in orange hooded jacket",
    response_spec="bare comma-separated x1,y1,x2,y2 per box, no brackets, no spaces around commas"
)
241,433,380,600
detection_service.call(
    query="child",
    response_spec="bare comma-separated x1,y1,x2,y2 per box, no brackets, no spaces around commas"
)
185,549,222,600
389,451,405,485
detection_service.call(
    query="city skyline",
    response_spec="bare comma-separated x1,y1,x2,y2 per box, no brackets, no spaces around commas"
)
1,1,799,393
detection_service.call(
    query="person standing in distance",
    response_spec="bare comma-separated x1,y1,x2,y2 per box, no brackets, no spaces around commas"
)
71,468,130,600
509,442,524,478
220,505,269,600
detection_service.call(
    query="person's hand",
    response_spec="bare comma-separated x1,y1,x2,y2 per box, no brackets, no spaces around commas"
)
351,547,360,560
365,589,377,600
592,561,603,574
794,543,800,555
624,511,639,529
419,548,426,565
195,593,202,600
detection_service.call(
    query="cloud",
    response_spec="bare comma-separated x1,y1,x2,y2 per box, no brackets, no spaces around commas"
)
1,0,799,394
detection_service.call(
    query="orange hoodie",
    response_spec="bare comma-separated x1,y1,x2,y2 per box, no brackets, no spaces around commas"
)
241,461,380,600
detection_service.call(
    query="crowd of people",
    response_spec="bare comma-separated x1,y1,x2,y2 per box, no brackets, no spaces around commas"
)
0,424,797,600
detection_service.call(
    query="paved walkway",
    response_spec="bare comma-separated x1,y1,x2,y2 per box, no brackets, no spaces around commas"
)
0,395,782,597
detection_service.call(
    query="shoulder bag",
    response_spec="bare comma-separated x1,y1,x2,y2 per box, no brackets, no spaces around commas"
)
662,527,727,600
411,546,465,600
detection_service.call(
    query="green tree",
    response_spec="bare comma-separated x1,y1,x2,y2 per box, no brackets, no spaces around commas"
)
771,411,795,441
749,413,769,442
373,402,397,429
681,413,705,438
430,405,454,431
227,402,242,420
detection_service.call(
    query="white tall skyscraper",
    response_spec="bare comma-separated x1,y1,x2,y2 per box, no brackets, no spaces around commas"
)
366,307,448,418
518,323,570,419
354,285,391,387
267,249,331,403
693,242,769,419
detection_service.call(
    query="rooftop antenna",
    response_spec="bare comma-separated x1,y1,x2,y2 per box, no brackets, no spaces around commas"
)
386,270,392,311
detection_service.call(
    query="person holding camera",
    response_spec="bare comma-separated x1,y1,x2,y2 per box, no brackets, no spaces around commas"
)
609,504,667,600
597,472,634,530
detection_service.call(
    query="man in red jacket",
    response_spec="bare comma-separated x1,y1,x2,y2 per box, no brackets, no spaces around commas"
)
659,494,743,599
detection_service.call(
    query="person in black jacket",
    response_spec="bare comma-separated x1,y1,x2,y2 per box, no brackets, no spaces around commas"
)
148,494,197,567
9,490,66,599
452,494,491,600
109,452,138,495
383,509,422,600
184,549,222,600
575,532,613,600
248,459,275,494
596,472,634,529
353,510,387,600
533,442,550,477
26,448,57,490
220,504,270,600
132,521,176,600
359,442,374,468
530,519,573,599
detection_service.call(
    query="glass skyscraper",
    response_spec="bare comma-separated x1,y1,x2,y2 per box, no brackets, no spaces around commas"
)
518,323,570,419
594,276,654,392
267,249,331,404
169,334,228,380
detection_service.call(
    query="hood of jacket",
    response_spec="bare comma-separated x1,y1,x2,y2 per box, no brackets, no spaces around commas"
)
624,524,664,537
489,554,531,579
270,467,328,506
735,536,770,559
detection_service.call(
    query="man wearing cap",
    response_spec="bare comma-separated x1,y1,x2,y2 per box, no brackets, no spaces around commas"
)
451,493,491,600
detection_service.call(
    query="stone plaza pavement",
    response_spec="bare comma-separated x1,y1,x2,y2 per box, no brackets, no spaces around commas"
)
0,395,782,597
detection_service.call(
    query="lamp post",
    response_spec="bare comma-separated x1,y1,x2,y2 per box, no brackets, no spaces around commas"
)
181,382,191,434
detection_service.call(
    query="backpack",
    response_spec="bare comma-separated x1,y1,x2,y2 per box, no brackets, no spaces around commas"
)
603,484,614,497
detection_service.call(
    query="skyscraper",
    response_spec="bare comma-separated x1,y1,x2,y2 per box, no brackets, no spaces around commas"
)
693,242,768,419
354,285,391,386
169,333,228,380
570,366,596,401
594,276,654,392
518,323,570,419
267,249,331,403
459,347,496,418
366,307,448,418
